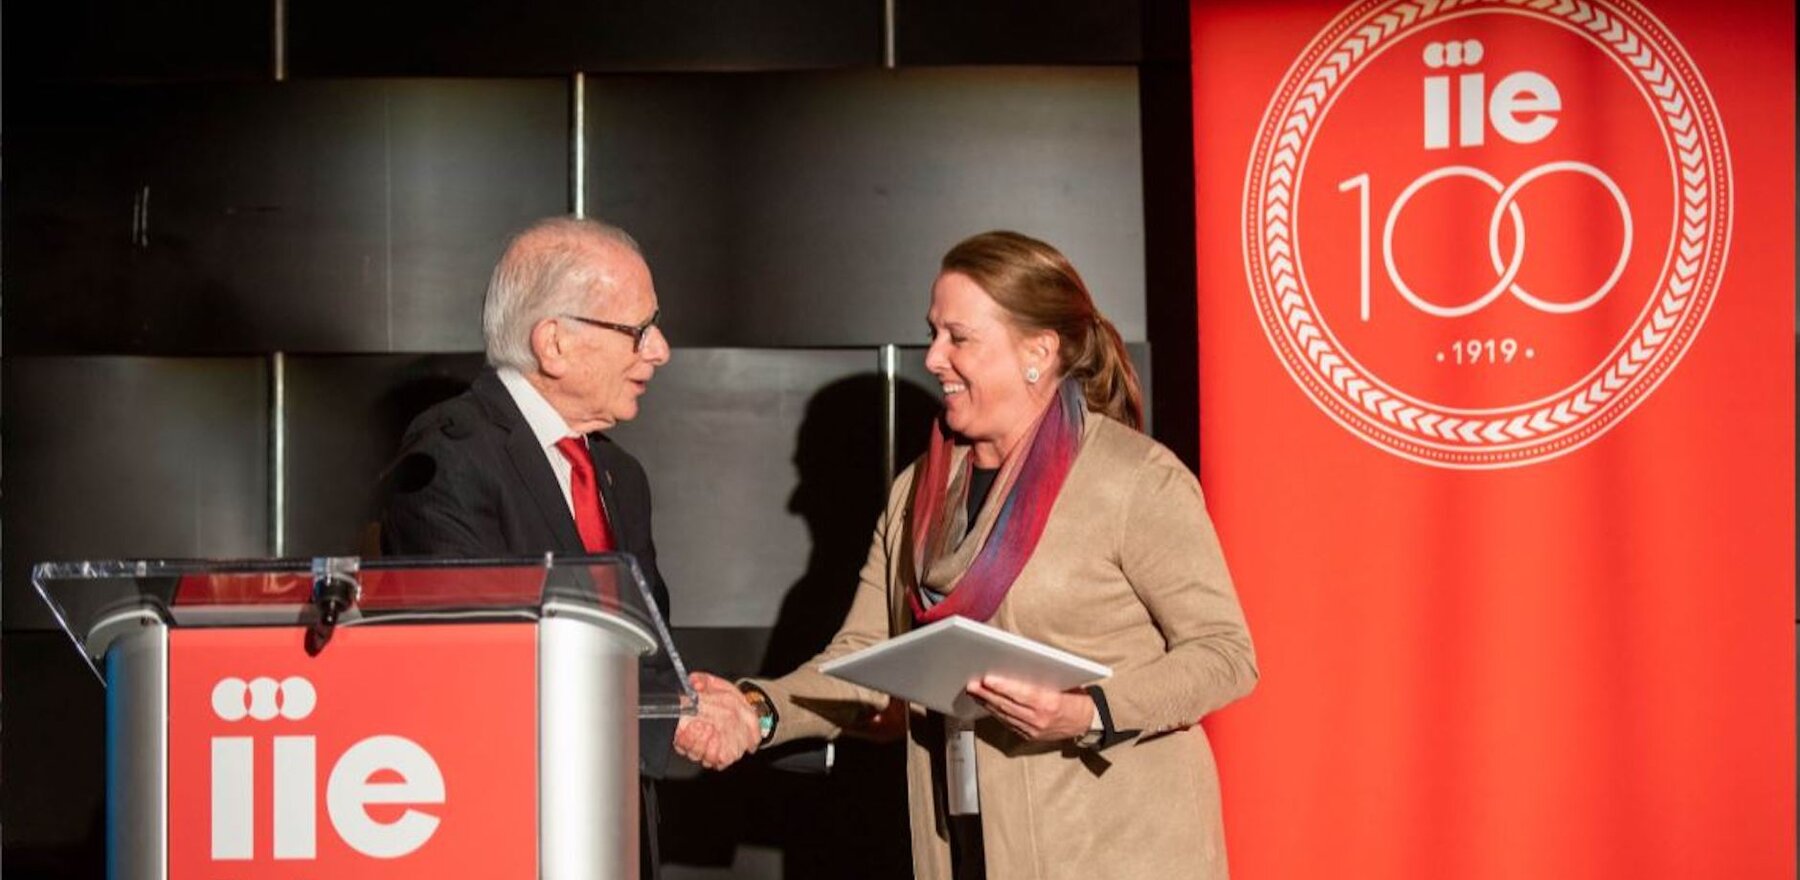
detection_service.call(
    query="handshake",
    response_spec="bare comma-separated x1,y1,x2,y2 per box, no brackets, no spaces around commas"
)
672,672,765,770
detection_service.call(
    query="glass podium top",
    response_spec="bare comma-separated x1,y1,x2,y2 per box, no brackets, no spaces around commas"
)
32,554,695,717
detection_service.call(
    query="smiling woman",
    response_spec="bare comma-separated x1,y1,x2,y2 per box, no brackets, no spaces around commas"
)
925,271,1051,468
929,230,1143,466
678,231,1257,880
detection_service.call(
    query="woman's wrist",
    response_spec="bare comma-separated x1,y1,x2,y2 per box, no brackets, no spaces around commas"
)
1075,685,1137,750
736,681,778,746
1072,694,1104,747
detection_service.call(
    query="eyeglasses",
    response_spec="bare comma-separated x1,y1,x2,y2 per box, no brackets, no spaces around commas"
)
561,308,661,353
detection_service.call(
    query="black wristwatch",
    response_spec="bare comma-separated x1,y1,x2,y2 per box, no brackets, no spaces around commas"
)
737,682,778,746
1076,685,1138,750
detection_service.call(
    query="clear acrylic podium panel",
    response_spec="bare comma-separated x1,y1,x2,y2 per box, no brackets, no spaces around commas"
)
32,553,696,717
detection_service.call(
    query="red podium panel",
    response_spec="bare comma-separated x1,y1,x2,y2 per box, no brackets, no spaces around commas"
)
167,624,537,878
34,555,689,879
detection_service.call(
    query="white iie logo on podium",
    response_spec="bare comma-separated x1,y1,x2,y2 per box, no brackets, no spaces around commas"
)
208,676,447,861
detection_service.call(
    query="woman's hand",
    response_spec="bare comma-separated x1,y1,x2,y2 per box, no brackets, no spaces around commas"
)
966,675,1095,742
674,672,763,770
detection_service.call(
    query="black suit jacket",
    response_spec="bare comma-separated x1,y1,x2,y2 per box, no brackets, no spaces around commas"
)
379,368,679,780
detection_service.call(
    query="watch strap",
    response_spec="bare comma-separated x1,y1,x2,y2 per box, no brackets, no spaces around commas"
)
737,682,778,745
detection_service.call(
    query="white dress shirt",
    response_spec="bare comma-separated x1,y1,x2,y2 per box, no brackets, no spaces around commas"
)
497,367,583,517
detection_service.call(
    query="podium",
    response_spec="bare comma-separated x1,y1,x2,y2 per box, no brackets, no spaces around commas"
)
33,555,695,880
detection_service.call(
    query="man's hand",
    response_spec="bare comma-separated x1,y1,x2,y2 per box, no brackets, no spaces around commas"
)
966,674,1095,742
673,671,763,770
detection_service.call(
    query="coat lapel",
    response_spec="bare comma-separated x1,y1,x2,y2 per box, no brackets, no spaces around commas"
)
507,430,587,554
471,371,586,554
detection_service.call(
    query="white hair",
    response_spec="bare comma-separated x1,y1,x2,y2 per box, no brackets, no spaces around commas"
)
481,217,642,371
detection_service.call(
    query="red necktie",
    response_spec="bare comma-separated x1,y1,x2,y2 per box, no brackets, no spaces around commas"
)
554,436,615,553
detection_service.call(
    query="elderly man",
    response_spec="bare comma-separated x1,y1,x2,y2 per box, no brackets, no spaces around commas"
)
381,217,756,878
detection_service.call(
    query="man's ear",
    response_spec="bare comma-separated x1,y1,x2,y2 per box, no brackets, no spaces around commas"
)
530,318,568,379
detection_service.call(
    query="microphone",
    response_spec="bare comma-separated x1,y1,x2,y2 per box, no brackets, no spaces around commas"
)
305,557,362,656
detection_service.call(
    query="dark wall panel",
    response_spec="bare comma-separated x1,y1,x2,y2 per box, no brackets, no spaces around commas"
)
281,354,487,557
3,83,388,353
607,349,883,630
386,81,571,351
3,80,567,355
1,357,270,630
896,0,1144,65
586,68,1146,348
569,1,882,71
290,0,882,76
2,0,271,83
6,71,1145,356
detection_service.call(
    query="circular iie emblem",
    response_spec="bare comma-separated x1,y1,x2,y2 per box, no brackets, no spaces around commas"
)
1243,0,1732,469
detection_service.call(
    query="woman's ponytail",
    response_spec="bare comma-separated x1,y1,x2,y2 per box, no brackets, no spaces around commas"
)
1076,314,1143,430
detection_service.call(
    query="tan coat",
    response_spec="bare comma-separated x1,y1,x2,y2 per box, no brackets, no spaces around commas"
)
750,414,1257,880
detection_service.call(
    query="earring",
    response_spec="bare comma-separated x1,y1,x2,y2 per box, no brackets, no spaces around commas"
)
1024,366,1041,384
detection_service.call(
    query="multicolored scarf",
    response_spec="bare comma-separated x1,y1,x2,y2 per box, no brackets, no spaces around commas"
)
908,378,1086,624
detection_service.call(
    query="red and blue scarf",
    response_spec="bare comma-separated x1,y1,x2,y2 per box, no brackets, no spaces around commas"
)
908,378,1086,624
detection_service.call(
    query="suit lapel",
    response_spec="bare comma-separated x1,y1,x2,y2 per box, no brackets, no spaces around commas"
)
471,371,587,554
507,430,587,554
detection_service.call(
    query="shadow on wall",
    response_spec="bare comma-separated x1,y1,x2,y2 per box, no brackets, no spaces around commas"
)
660,374,937,879
763,374,936,676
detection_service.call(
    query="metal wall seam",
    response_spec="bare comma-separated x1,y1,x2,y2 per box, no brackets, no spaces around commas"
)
272,0,287,81
880,343,898,487
271,351,287,557
883,0,897,68
572,72,587,219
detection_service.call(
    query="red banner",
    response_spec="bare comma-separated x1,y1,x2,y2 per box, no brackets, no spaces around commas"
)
1193,1,1793,876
